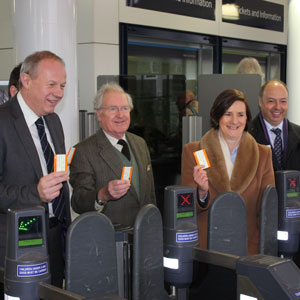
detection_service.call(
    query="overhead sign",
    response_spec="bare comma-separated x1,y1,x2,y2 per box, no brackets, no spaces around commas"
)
126,0,216,21
222,0,284,32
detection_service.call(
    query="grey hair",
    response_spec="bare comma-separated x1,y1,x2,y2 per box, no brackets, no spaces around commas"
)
19,51,65,89
94,82,134,111
236,57,265,84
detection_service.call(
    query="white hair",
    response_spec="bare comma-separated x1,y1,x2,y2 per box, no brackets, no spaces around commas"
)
94,82,133,111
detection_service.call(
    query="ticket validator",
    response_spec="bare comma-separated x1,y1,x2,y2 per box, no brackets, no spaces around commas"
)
163,186,198,288
4,207,50,300
275,171,300,257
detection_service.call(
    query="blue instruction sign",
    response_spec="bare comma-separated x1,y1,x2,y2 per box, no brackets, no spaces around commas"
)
176,231,198,243
17,262,48,277
286,209,300,219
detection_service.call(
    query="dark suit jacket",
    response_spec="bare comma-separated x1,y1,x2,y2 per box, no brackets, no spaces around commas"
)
249,114,300,171
0,96,71,266
70,129,156,227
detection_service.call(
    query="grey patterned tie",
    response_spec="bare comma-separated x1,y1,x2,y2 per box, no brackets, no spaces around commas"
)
35,117,65,222
271,128,282,166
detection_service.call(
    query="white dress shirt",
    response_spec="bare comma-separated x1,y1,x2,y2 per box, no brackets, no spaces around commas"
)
17,92,56,216
264,119,284,149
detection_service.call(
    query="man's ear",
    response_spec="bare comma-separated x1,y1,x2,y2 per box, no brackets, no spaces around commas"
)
20,72,31,89
9,85,18,98
258,96,262,109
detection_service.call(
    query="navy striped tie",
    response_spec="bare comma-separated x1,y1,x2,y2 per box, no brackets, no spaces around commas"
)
35,117,65,222
271,128,283,167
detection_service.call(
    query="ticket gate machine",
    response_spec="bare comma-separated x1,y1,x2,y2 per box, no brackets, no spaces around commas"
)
4,207,50,300
276,171,300,258
163,186,198,289
163,186,300,300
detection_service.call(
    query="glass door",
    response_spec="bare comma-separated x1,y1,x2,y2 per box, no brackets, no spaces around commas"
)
120,24,215,212
222,37,286,83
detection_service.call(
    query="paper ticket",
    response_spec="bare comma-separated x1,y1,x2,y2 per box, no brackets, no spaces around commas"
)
67,147,76,165
121,167,133,182
54,154,68,172
193,149,211,169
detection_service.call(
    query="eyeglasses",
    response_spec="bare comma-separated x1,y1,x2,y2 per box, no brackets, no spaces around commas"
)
100,106,131,114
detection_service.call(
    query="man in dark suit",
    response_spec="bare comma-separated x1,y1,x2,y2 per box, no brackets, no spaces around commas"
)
8,62,22,98
70,82,156,227
249,79,300,171
0,51,71,289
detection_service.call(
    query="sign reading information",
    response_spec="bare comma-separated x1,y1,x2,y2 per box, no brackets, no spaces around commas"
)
126,0,216,21
222,0,284,32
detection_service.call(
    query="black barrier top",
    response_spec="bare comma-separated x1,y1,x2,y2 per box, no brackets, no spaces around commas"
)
65,212,119,298
132,204,169,300
208,192,248,256
259,184,278,256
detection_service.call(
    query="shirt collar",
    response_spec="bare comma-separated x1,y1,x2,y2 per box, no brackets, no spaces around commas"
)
264,119,284,131
102,130,126,146
17,92,40,128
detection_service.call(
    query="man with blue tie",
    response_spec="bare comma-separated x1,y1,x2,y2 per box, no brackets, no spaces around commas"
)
0,51,71,289
250,79,300,172
70,82,156,227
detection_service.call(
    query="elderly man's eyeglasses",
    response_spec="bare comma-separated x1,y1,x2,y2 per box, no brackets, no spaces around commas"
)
100,106,131,114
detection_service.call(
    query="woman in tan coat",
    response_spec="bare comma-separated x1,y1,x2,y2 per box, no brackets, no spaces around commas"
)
181,89,275,254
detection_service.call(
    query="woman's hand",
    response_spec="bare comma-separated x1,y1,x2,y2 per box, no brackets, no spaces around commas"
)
193,165,209,198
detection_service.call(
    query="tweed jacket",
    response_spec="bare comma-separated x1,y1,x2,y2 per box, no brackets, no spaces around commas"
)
70,129,156,227
181,129,275,254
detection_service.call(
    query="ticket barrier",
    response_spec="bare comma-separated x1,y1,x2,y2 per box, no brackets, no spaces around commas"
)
275,170,300,258
193,248,300,300
1,207,126,300
132,204,169,300
65,212,122,299
259,184,278,256
162,185,300,300
114,225,133,299
4,207,50,300
163,186,199,300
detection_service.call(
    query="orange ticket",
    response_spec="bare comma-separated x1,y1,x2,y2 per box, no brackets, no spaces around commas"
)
54,154,68,172
193,149,210,169
121,167,133,182
67,147,76,165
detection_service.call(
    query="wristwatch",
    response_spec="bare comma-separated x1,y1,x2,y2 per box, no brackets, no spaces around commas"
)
96,192,104,206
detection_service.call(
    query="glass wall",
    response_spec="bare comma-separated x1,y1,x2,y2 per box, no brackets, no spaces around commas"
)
111,25,286,213
222,38,285,84
123,25,215,211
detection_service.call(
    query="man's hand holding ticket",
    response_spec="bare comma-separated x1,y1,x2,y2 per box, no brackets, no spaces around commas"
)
121,167,133,182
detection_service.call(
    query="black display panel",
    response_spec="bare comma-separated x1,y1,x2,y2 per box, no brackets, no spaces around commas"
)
18,216,43,247
177,192,194,218
286,176,300,198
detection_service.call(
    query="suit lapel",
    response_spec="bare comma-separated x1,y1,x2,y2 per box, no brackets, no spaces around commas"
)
251,115,269,145
286,121,300,163
96,130,123,178
12,100,43,179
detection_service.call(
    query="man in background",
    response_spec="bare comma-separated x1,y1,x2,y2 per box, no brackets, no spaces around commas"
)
249,79,300,172
8,62,22,98
70,82,156,227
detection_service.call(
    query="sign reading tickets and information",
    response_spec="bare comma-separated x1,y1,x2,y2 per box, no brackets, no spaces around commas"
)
222,0,284,32
126,0,216,21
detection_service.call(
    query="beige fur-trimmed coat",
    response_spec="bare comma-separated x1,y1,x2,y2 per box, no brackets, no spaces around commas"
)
181,129,275,254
